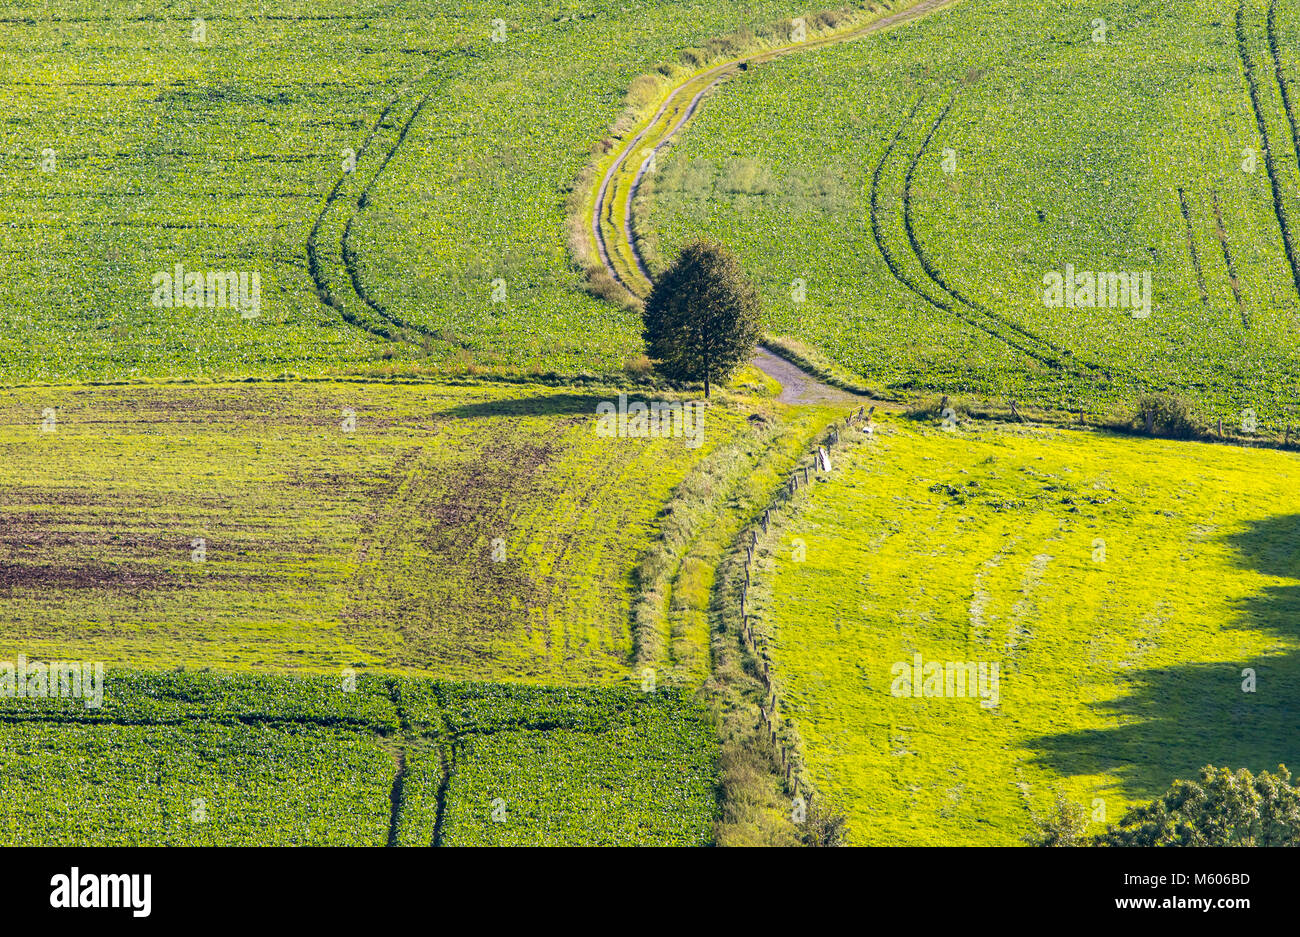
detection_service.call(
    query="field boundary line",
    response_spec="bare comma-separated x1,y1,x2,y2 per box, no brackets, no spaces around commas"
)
724,406,869,814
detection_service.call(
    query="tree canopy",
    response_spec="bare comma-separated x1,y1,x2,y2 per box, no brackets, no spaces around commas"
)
641,239,761,397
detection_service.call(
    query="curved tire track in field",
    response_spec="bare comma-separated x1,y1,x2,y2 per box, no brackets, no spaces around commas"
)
1235,0,1300,300
899,99,1113,379
590,0,960,296
307,91,407,342
867,100,1067,371
309,50,472,345
1267,0,1300,220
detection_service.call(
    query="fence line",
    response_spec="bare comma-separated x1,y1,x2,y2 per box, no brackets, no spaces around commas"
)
735,404,869,810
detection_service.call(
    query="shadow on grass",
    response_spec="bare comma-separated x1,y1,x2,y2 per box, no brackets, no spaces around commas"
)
431,390,708,421
435,393,614,420
1026,513,1300,801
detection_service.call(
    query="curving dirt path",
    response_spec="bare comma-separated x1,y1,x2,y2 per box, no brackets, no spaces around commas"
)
588,0,961,298
586,0,960,405
752,346,869,405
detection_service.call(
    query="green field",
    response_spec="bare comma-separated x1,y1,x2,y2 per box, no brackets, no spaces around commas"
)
1,0,875,383
0,374,837,844
0,672,715,846
5,0,1299,849
752,414,1300,844
647,0,1300,427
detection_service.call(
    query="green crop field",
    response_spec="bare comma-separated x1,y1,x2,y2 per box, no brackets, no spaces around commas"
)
647,0,1300,427
3,0,1298,854
1,0,878,383
0,672,716,846
751,414,1300,844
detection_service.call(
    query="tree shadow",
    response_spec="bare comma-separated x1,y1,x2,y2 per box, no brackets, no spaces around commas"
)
435,392,618,420
1026,513,1300,801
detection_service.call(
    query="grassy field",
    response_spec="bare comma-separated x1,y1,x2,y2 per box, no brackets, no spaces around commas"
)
7,0,1298,850
752,413,1300,844
646,0,1300,427
0,378,776,683
0,672,716,846
1,0,870,383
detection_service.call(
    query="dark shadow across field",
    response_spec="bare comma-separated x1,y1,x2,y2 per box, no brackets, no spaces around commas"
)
1027,513,1300,801
436,392,623,420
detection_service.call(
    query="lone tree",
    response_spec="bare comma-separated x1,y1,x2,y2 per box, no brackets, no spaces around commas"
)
641,239,761,397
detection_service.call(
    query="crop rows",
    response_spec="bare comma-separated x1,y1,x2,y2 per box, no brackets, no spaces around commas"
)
0,671,718,846
0,380,760,682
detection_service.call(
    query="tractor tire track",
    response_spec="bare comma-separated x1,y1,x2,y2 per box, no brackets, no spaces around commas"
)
386,748,407,847
594,68,732,290
1211,189,1248,321
591,0,961,296
620,74,730,286
307,91,406,342
1235,0,1300,300
308,49,471,344
341,56,475,341
867,100,1068,371
1267,0,1300,192
898,98,1105,377
430,737,454,847
1177,187,1211,310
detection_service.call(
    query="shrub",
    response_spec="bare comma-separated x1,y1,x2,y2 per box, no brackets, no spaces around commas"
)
623,353,654,380
1025,794,1090,846
907,394,955,421
1095,766,1300,847
1135,393,1197,438
801,802,849,846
